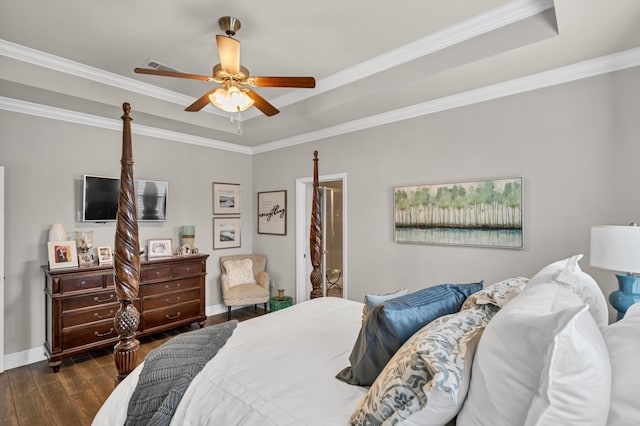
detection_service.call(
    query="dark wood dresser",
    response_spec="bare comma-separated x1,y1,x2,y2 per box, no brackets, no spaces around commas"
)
43,254,209,372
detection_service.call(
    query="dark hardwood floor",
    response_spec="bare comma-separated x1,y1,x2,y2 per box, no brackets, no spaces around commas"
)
0,307,265,426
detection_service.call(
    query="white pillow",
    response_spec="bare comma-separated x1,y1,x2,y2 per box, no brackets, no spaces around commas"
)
351,305,498,425
223,258,255,287
527,254,609,330
458,282,611,426
603,303,640,426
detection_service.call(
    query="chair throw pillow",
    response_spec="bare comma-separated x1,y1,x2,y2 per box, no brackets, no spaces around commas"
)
223,258,256,288
336,282,482,386
351,304,499,426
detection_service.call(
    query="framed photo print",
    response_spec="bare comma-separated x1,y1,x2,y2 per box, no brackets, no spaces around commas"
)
213,217,241,249
148,238,173,259
257,190,287,235
48,241,78,270
213,182,241,215
97,246,113,265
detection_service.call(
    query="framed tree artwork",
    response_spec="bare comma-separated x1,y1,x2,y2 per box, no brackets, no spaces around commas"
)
394,177,523,248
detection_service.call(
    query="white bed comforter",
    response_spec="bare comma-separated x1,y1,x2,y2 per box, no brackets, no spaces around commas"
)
93,297,367,425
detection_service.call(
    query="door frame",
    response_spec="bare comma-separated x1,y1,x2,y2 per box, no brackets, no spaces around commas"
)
0,167,4,372
295,173,347,303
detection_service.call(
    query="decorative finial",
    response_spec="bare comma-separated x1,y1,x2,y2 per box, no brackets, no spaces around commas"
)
314,150,318,159
123,103,131,114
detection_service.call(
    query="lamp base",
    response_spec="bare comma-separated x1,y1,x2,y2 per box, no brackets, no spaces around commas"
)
610,273,640,321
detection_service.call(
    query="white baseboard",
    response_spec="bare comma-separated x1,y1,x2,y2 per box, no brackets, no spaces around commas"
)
2,303,264,371
3,346,47,371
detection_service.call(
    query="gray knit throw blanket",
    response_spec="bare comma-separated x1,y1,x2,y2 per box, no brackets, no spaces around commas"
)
125,320,238,426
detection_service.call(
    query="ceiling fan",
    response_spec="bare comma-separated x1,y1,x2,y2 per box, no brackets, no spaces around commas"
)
134,16,316,117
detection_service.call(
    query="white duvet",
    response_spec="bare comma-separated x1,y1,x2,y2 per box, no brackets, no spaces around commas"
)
93,297,367,425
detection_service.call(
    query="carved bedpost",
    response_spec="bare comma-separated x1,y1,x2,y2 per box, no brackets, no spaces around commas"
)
309,151,323,299
113,102,141,384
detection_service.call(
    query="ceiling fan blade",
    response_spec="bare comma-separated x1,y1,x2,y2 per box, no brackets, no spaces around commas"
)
249,76,316,88
245,90,279,116
134,67,212,81
216,35,240,75
185,89,217,112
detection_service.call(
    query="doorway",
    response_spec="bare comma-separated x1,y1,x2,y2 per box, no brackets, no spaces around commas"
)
295,173,347,303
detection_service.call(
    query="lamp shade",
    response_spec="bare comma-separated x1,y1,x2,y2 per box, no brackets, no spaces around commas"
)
590,225,640,273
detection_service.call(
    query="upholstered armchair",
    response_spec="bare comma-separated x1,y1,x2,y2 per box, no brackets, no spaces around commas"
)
220,254,270,320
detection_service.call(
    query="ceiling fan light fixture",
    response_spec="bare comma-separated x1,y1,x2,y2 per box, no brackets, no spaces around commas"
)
209,86,254,112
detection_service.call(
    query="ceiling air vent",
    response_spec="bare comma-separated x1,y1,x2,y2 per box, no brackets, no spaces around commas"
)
143,59,183,73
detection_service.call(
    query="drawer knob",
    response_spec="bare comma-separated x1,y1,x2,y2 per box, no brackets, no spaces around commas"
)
94,328,114,337
166,297,181,305
186,267,191,272
94,294,115,303
156,271,161,276
165,282,181,290
94,310,114,320
80,281,87,288
166,312,181,320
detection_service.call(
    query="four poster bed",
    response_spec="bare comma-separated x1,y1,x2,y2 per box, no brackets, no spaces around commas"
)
93,104,636,425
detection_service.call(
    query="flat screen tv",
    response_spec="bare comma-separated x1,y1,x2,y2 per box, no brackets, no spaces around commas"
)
82,175,168,222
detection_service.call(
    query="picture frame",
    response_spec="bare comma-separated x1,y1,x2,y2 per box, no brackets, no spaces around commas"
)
394,177,523,249
148,238,173,258
257,190,287,235
213,217,241,249
48,241,78,270
97,246,113,265
213,182,241,215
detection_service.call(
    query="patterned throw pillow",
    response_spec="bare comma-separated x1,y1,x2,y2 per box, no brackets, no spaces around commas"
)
223,258,256,287
351,305,499,425
461,277,528,310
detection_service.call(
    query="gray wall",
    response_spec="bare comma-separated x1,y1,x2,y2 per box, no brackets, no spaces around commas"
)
0,111,253,354
2,67,639,356
253,68,640,323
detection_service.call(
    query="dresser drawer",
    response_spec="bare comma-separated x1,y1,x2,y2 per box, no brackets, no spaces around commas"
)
142,300,201,330
60,274,105,293
173,261,203,278
62,320,118,348
62,303,119,328
143,287,201,311
143,277,201,297
62,290,117,311
141,265,173,282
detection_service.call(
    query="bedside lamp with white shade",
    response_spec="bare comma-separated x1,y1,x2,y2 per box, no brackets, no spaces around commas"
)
590,223,640,320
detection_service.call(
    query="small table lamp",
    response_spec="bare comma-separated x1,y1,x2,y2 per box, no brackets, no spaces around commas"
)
590,223,640,320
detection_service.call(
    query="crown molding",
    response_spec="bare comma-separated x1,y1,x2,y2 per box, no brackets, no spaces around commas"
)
253,47,640,154
0,96,252,155
0,38,230,120
0,0,553,123
2,48,638,157
243,0,555,119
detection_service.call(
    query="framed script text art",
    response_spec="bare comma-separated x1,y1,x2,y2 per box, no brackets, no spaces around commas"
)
48,241,79,270
148,238,173,259
213,182,241,215
257,190,287,235
213,217,241,249
394,177,523,249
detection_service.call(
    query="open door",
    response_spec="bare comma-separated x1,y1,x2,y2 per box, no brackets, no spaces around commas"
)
295,173,347,303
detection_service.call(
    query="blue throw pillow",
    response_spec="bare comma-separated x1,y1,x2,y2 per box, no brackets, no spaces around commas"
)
336,282,483,386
